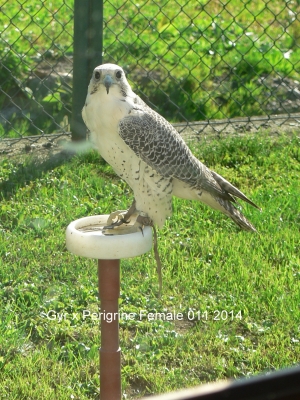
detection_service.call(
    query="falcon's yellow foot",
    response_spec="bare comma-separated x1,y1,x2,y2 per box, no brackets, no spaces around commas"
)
104,199,138,229
105,210,130,228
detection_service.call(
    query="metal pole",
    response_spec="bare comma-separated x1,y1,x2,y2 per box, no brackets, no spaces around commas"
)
98,259,121,400
72,0,103,141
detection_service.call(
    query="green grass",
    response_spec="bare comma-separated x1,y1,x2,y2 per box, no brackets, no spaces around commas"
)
0,132,299,399
1,0,300,137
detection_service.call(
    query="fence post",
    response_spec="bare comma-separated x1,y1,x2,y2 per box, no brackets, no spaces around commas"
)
71,0,103,141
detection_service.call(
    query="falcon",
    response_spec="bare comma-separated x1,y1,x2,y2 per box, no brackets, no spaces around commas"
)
82,63,259,231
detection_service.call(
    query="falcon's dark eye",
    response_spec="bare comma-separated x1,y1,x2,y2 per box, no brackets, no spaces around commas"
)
94,71,101,80
116,70,122,79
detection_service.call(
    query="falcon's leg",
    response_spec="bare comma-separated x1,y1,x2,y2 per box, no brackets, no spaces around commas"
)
122,199,137,222
105,199,137,228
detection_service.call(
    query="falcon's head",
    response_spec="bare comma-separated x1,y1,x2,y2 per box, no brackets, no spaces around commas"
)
89,64,131,97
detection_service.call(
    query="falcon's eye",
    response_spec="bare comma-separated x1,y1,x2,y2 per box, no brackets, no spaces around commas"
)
115,70,122,79
94,71,101,80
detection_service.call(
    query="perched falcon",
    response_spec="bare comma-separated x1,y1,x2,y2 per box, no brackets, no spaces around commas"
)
82,63,259,231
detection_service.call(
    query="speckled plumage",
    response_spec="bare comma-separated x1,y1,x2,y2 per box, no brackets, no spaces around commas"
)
82,63,259,230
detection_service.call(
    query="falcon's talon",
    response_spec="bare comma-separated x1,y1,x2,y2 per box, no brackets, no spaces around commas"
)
104,202,143,230
103,219,126,230
105,209,128,227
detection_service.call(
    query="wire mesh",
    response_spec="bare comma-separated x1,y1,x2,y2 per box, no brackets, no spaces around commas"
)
1,0,300,147
0,0,73,144
103,0,300,133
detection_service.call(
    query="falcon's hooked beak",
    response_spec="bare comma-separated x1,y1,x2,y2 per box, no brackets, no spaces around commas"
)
103,74,113,94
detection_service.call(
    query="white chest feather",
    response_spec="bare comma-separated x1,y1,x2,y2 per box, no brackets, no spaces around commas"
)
83,88,137,181
82,84,173,227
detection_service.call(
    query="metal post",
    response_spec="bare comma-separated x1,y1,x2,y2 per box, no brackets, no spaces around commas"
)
98,259,121,400
72,0,103,141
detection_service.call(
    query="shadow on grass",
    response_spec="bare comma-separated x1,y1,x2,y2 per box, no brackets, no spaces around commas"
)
0,150,75,201
0,139,112,203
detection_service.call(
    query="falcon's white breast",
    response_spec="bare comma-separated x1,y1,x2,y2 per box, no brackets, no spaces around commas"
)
82,63,259,231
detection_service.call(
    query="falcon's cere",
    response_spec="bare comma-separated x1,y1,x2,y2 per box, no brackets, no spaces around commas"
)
82,63,259,231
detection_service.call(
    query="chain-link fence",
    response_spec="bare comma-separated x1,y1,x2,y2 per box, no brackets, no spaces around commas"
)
1,0,300,148
0,0,73,151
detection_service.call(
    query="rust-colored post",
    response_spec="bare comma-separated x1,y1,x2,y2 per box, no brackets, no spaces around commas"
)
98,259,121,400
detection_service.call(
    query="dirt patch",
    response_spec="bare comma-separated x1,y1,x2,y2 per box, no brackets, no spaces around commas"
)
0,133,80,162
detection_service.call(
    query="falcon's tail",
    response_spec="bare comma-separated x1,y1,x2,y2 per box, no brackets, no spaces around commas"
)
222,200,257,232
173,178,258,231
209,170,259,232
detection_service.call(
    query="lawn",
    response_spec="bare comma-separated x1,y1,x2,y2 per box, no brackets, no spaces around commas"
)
0,131,299,399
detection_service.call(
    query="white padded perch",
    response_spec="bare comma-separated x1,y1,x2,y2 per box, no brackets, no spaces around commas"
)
66,214,152,259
